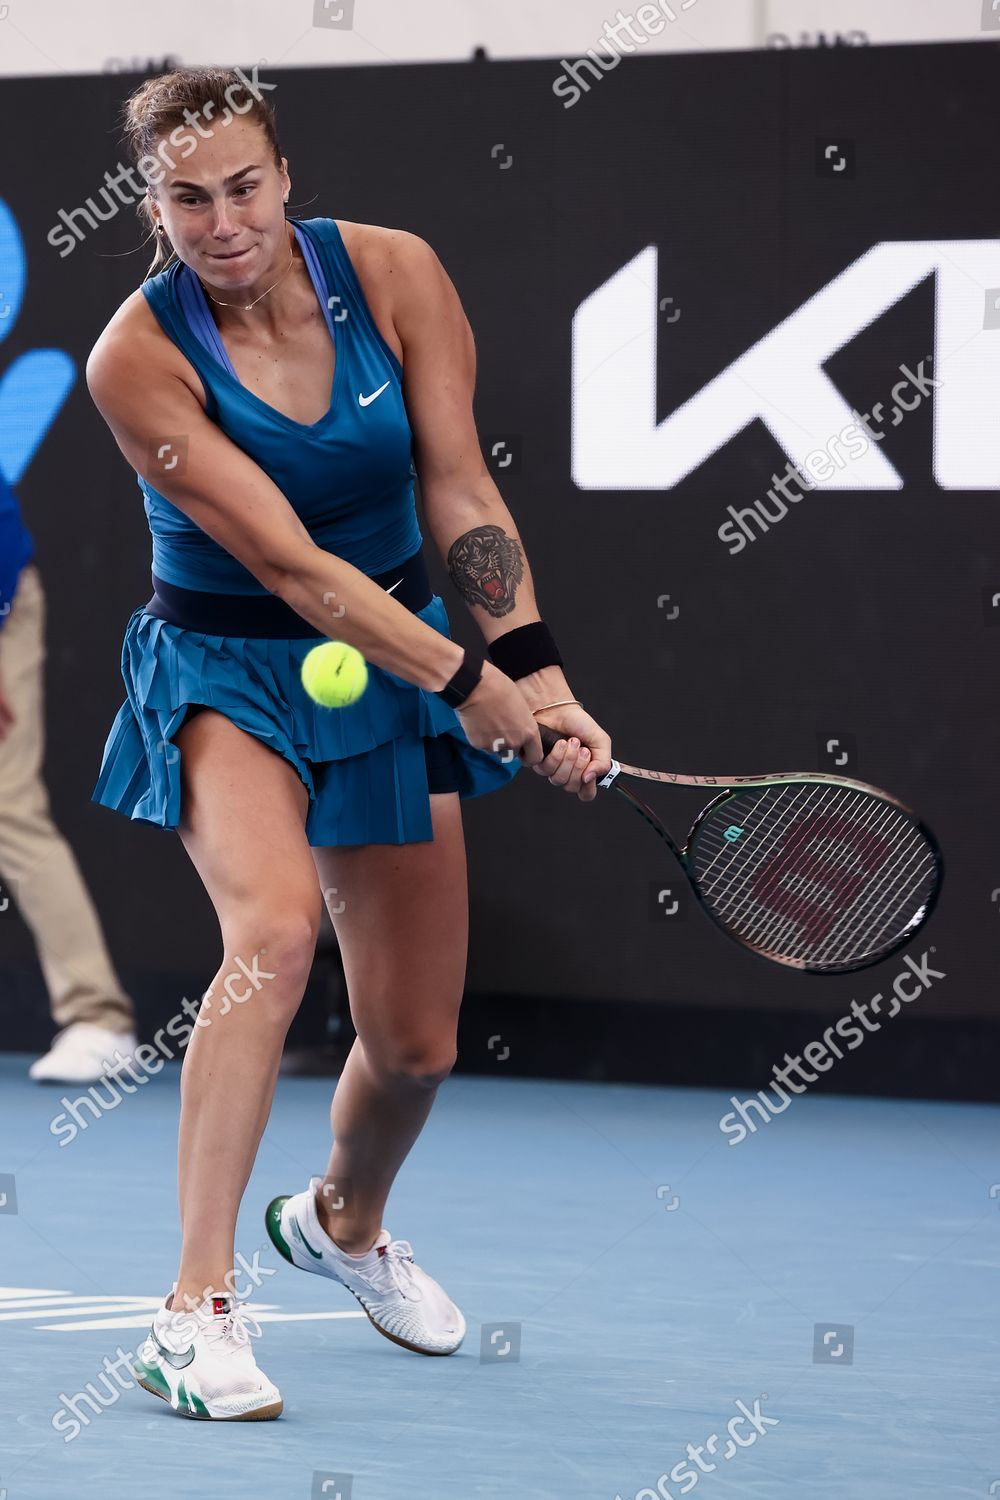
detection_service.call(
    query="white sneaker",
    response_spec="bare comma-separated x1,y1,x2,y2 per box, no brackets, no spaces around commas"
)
133,1290,282,1421
29,1022,140,1085
265,1177,466,1355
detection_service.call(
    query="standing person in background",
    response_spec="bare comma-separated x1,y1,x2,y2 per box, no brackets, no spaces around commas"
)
0,470,139,1084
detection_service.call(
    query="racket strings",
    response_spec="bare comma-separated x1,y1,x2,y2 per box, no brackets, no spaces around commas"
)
737,787,900,958
755,798,917,960
696,783,813,890
695,782,849,948
809,827,937,965
729,806,932,965
706,784,872,953
700,782,850,925
714,789,921,962
782,795,937,965
730,790,873,954
691,782,936,968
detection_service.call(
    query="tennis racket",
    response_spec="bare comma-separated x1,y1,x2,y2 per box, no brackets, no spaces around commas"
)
533,723,942,975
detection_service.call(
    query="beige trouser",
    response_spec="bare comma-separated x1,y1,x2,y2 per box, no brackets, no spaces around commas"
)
0,562,135,1034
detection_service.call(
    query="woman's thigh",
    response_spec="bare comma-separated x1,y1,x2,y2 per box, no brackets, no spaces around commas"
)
311,792,469,1060
174,707,323,955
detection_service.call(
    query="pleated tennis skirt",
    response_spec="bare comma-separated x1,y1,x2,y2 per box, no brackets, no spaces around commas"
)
91,592,520,846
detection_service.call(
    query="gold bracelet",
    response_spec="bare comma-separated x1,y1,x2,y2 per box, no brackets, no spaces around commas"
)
530,699,582,715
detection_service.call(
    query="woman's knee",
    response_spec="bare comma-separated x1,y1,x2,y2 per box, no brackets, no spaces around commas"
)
361,1032,459,1090
220,896,323,1014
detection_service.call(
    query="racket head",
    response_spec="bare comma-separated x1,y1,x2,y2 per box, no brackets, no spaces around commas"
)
682,780,943,974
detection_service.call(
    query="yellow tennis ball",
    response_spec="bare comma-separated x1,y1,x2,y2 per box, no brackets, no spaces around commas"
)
301,641,368,707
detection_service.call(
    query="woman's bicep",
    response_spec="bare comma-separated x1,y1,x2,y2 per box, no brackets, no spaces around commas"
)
86,334,316,591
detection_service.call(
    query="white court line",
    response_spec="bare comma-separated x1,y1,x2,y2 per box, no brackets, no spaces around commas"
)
0,1288,71,1301
0,1294,80,1310
38,1309,367,1331
0,1286,367,1331
0,1301,162,1322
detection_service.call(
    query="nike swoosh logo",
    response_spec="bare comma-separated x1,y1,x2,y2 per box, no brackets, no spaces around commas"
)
292,1219,324,1260
385,577,404,595
359,380,391,407
150,1330,195,1369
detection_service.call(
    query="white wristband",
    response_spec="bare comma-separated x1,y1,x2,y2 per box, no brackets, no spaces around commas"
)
597,759,621,789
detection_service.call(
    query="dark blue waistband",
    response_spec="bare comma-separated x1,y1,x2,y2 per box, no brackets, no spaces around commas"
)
144,548,432,638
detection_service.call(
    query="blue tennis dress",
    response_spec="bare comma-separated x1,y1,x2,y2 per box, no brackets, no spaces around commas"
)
91,216,520,846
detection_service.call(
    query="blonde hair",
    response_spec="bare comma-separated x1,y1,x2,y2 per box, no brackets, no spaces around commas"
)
121,65,284,279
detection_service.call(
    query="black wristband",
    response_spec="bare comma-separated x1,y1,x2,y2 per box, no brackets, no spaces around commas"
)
437,645,485,708
486,620,563,681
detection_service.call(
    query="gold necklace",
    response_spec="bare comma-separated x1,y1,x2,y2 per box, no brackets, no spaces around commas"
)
202,241,295,313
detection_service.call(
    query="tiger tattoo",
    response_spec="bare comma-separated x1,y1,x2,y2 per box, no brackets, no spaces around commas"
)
446,524,525,618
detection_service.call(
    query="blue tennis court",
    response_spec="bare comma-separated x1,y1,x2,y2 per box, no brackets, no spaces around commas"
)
1,1053,996,1499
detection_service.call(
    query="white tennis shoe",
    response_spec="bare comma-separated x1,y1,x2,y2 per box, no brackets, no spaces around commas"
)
265,1177,466,1355
133,1290,282,1421
29,1022,139,1085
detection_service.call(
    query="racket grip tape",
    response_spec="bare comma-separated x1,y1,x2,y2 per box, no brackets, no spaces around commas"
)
535,722,563,756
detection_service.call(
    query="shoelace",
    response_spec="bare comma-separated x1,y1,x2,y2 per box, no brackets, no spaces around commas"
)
203,1301,264,1353
368,1240,421,1300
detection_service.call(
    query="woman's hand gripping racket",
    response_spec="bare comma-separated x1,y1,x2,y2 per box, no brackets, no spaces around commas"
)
533,723,942,975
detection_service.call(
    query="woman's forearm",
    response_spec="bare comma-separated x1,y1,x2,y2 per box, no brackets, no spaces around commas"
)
273,543,465,693
425,487,578,710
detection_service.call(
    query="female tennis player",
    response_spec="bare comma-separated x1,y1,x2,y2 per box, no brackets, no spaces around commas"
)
86,66,612,1421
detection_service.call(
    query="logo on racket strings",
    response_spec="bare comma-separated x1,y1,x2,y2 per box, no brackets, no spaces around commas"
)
723,825,745,841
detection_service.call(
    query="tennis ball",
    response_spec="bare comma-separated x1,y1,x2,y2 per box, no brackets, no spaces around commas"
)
301,641,368,707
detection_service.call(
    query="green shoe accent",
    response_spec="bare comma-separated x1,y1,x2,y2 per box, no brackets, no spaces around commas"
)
134,1359,171,1402
264,1195,296,1265
294,1222,324,1260
187,1385,211,1418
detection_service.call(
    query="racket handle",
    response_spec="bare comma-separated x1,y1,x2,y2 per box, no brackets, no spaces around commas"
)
532,720,620,789
535,721,562,756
